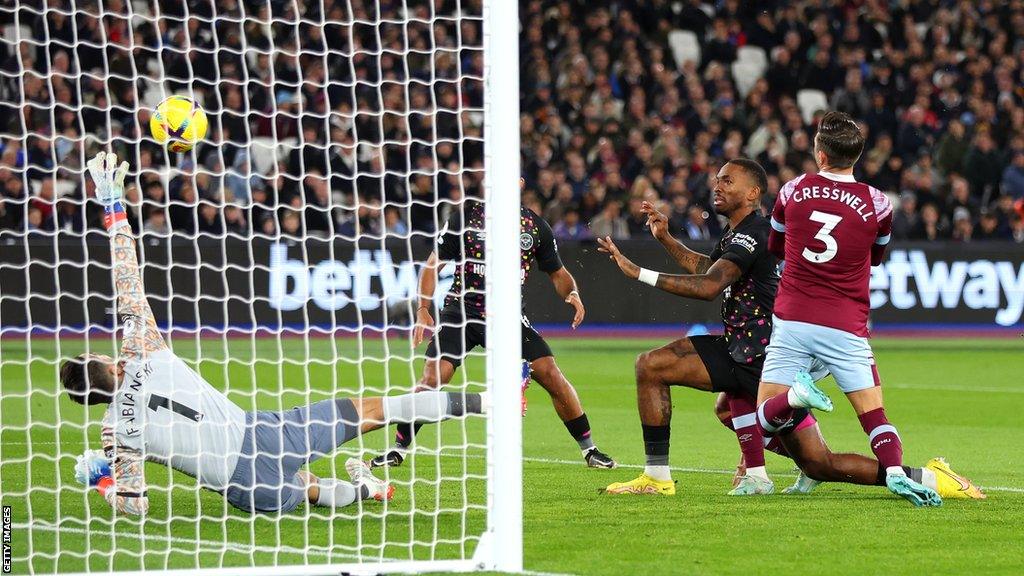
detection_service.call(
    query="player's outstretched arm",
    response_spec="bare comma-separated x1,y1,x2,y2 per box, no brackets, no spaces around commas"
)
547,267,585,329
641,201,711,273
88,152,167,361
597,236,740,301
99,419,150,516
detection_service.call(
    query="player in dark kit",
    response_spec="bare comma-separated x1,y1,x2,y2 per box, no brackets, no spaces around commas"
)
596,158,976,499
369,195,616,469
597,159,810,495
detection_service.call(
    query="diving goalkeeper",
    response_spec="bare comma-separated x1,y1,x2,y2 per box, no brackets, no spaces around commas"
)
62,153,487,515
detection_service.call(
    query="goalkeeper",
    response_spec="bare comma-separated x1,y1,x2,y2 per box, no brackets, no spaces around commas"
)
62,153,487,515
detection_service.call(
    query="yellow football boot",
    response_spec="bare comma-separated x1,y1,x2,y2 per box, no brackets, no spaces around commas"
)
602,474,676,496
925,457,986,500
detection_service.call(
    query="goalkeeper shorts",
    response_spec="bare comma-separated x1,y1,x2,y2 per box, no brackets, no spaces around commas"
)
225,398,361,513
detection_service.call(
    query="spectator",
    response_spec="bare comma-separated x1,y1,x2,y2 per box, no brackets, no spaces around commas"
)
384,206,408,236
910,203,950,241
589,200,628,240
144,210,170,236
683,205,711,240
951,208,974,242
945,176,979,224
197,202,224,236
1001,150,1024,199
552,208,591,240
934,119,970,176
891,192,918,241
974,211,1010,241
896,106,933,161
830,69,870,119
963,132,1004,199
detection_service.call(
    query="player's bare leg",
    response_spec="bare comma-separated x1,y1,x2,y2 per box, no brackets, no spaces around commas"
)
713,393,746,487
605,338,771,495
758,374,941,506
530,356,615,468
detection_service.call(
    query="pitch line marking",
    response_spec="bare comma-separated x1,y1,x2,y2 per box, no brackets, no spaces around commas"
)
3,445,1021,493
15,523,580,576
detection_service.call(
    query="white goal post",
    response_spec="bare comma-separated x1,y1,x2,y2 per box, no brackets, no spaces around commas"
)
0,0,522,574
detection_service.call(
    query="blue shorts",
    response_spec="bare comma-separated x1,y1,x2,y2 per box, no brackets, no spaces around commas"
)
761,316,879,394
225,398,360,514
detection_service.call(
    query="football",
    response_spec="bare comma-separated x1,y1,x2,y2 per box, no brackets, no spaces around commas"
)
149,95,208,153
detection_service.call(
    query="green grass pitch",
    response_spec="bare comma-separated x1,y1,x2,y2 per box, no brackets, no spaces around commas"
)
1,336,1021,575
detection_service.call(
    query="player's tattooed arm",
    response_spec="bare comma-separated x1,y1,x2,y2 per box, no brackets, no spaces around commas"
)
641,200,710,273
653,259,742,301
110,231,167,360
101,418,150,515
598,236,737,301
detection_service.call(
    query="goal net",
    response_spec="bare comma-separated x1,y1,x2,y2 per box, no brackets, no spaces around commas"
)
0,0,521,574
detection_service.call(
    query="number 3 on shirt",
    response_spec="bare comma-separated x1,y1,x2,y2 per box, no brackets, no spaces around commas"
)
802,210,843,263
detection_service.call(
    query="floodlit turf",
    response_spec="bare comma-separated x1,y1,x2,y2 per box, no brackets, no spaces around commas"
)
1,336,1021,575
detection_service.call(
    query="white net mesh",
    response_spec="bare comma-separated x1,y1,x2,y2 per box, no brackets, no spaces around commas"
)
0,0,496,573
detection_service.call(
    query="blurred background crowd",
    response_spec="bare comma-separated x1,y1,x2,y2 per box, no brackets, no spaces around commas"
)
1,0,1024,243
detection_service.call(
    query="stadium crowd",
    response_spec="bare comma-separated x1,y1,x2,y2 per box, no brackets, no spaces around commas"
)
1,0,1024,243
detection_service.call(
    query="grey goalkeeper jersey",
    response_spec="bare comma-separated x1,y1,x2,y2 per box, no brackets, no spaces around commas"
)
105,349,247,490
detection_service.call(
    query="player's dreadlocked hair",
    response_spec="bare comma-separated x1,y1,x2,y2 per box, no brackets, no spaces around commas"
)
727,157,769,197
60,355,115,405
814,111,865,169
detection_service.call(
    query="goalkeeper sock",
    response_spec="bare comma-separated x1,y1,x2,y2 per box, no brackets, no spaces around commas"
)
314,477,364,508
385,391,483,431
642,424,671,481
563,413,595,452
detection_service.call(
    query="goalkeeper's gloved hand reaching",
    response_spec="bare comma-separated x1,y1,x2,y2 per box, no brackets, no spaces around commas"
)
74,449,112,487
86,151,130,230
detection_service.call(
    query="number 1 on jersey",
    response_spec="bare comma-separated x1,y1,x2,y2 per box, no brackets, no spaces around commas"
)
148,393,204,422
802,210,843,263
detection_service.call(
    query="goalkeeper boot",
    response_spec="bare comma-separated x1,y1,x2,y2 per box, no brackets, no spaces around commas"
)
886,471,942,507
925,457,986,500
346,458,394,502
728,475,775,496
602,474,676,496
791,371,834,412
782,471,821,495
584,447,616,469
368,449,405,469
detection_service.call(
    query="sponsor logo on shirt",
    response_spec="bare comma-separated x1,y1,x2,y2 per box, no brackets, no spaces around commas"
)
729,233,758,253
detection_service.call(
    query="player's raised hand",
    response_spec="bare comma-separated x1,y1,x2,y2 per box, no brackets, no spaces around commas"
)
413,305,435,347
565,290,585,329
596,236,640,280
86,152,130,206
641,201,669,240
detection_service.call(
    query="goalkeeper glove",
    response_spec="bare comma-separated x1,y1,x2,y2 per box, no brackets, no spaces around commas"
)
74,449,112,487
86,151,130,230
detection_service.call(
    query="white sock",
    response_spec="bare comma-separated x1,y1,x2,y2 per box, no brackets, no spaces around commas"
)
314,477,359,508
645,465,672,482
745,466,769,481
920,467,938,490
786,387,803,408
886,465,906,477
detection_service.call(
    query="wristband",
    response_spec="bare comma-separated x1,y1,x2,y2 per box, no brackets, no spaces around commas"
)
103,202,129,231
638,268,660,287
96,475,114,497
567,290,579,298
